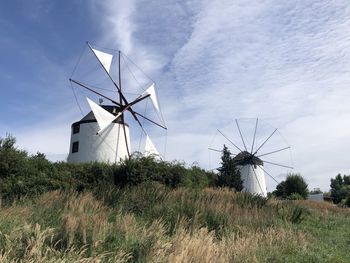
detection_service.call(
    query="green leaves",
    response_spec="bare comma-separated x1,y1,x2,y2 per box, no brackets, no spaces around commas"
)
330,174,350,205
0,135,217,202
274,174,308,200
217,145,243,191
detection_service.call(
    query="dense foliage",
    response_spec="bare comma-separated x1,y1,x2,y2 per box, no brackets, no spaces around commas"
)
217,145,243,191
115,153,217,188
0,135,217,202
330,173,350,205
273,174,309,199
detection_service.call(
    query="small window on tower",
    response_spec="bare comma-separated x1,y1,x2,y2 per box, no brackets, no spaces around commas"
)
72,141,79,153
73,124,80,134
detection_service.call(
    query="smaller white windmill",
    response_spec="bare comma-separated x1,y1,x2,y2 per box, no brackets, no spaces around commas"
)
210,119,293,197
67,42,166,163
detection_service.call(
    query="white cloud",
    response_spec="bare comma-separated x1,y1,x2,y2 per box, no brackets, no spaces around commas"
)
0,113,73,158
87,0,350,191
92,0,168,78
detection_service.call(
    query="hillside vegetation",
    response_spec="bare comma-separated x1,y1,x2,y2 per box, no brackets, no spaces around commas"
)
1,135,350,262
1,186,350,262
0,135,216,203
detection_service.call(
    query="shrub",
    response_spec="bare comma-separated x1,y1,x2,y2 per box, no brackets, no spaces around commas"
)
0,135,217,201
345,196,350,208
330,174,350,204
234,192,268,209
274,174,308,199
276,202,310,224
287,193,304,200
0,135,29,179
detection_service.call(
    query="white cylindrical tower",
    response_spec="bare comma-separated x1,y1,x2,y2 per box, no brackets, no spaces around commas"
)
237,164,267,197
234,151,267,197
67,105,130,164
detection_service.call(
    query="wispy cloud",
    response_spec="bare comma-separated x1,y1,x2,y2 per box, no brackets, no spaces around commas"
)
92,0,350,190
2,1,348,191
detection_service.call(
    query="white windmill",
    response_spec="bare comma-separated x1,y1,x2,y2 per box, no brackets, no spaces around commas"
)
67,42,166,163
209,119,293,197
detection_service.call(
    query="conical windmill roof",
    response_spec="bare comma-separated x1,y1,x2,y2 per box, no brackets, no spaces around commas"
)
233,151,263,166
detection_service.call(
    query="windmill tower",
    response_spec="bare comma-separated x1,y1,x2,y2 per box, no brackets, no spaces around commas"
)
232,151,267,196
67,42,166,163
210,119,293,197
67,104,130,163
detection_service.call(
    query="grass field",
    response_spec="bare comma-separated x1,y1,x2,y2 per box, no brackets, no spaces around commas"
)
0,184,349,262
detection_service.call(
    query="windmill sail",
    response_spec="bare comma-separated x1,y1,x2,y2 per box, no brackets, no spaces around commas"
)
144,135,159,156
144,84,160,111
86,97,117,134
91,48,113,73
69,43,167,164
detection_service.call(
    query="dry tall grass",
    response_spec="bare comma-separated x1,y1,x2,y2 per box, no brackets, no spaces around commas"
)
0,222,131,263
0,187,327,262
149,222,309,263
296,199,350,214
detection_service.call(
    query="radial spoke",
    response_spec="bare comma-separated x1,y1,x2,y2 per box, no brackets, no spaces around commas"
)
245,164,249,191
87,42,128,106
134,112,167,130
86,43,167,134
113,94,151,120
70,78,154,135
127,94,150,107
217,129,243,152
208,147,222,153
208,148,237,156
69,78,121,106
118,50,122,106
261,159,293,169
257,146,291,158
121,114,130,158
235,119,248,152
259,165,279,184
253,128,277,155
251,118,258,154
250,163,264,194
115,124,121,162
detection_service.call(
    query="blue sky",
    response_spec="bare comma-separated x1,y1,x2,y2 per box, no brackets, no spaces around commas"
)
1,0,350,191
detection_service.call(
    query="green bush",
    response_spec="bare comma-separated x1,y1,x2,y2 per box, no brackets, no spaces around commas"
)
276,202,310,224
274,173,308,199
345,196,350,208
234,191,268,209
286,192,304,200
113,153,215,189
0,135,217,202
330,174,350,204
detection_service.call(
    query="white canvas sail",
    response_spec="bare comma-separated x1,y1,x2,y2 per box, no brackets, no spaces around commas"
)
144,84,160,111
91,48,113,73
87,97,117,134
144,135,159,156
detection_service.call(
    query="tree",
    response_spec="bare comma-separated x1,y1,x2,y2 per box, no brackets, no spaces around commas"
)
330,174,350,204
274,173,308,199
217,145,243,191
0,134,28,179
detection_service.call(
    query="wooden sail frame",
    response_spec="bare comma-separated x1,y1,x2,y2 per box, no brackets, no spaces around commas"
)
209,118,294,189
69,42,167,159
